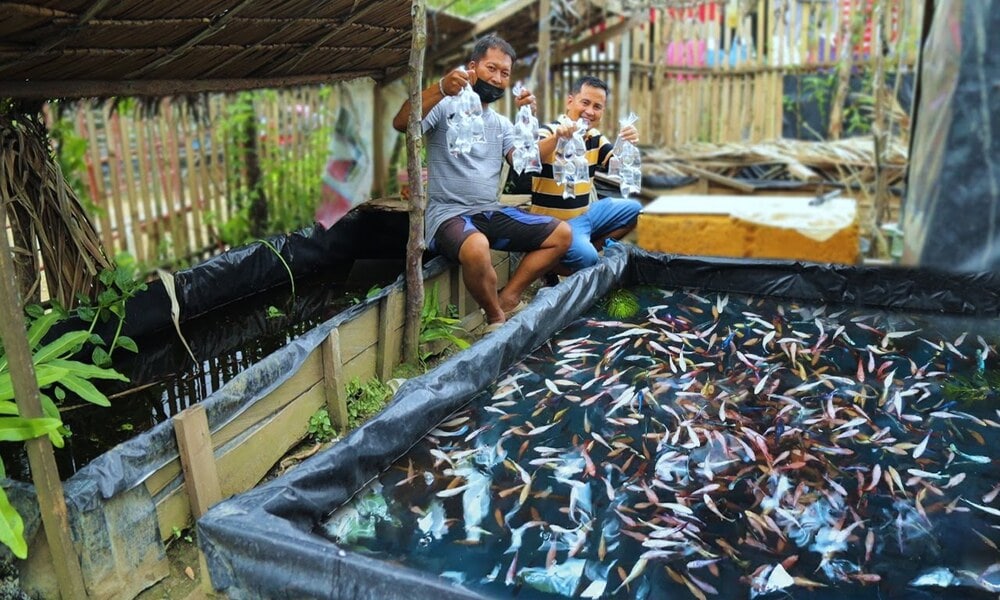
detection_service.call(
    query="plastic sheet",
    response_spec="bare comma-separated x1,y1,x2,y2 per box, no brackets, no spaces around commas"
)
1,211,407,598
198,244,1000,599
902,0,1000,272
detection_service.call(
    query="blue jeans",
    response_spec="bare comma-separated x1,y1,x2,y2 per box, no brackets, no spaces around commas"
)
562,197,642,271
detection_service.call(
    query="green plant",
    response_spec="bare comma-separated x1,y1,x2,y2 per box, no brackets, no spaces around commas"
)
942,371,1000,405
307,408,336,443
345,376,391,429
266,305,285,319
419,283,469,360
603,288,640,319
169,525,193,545
0,298,130,557
74,252,147,368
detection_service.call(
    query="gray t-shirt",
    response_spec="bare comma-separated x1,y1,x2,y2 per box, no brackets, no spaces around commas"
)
423,101,515,241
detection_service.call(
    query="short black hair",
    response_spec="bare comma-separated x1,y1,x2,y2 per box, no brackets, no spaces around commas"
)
470,34,517,63
570,76,610,96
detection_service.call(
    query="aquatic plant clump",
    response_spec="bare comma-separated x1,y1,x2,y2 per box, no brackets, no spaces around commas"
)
319,289,1000,599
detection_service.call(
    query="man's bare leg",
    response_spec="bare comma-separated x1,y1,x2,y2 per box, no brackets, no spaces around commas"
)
458,232,504,324
498,222,571,313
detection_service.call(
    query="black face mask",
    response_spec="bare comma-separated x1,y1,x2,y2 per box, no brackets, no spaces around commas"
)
472,79,505,104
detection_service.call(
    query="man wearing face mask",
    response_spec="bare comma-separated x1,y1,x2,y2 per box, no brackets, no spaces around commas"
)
531,76,642,278
393,35,571,333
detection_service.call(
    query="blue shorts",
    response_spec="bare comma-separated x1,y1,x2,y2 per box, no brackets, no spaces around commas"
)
562,197,641,271
430,207,559,262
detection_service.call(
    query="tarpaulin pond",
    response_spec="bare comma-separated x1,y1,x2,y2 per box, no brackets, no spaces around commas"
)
199,245,1000,599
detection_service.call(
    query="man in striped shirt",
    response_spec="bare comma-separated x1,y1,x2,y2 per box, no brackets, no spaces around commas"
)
531,76,642,275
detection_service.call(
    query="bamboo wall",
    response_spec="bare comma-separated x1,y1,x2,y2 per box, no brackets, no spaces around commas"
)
551,0,923,146
51,87,339,271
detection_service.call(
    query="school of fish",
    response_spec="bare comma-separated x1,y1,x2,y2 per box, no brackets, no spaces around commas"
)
322,289,1000,599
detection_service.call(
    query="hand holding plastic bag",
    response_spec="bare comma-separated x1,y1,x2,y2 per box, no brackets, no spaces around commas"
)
607,112,641,197
445,78,486,156
510,83,542,175
553,117,589,199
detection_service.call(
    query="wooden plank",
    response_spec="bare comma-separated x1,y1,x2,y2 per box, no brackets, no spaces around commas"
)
144,352,324,498
155,383,326,540
178,102,206,254
376,289,404,381
673,163,756,194
81,105,114,252
341,343,378,384
322,329,350,433
172,404,222,518
115,108,145,262
337,304,379,362
449,264,467,317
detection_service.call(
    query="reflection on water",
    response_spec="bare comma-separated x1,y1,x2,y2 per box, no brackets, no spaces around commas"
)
319,288,1000,599
3,264,401,481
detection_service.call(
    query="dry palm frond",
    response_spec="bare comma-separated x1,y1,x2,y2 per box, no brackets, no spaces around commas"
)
0,102,111,308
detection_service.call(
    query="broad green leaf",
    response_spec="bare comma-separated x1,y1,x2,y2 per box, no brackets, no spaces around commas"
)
88,334,105,347
99,270,115,286
32,331,89,365
91,347,111,368
0,401,17,416
25,311,61,349
0,416,63,442
38,394,65,448
77,306,96,322
0,457,6,479
115,336,138,353
48,359,128,382
0,365,70,402
0,488,27,559
57,374,110,407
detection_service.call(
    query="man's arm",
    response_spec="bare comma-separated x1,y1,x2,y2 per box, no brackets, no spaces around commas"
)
392,68,474,132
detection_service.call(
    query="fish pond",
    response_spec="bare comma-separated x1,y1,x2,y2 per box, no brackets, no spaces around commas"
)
318,286,1000,599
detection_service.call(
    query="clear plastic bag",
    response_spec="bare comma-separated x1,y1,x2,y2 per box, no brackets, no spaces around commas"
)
510,83,542,175
553,118,589,199
444,80,486,156
608,112,642,197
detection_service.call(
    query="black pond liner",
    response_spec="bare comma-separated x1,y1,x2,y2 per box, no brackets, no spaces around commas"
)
197,244,1000,600
0,209,409,598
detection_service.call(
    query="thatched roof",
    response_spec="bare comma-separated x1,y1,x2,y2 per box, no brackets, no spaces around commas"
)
0,0,474,99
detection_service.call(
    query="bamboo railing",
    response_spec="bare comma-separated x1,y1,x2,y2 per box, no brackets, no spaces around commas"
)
551,0,923,146
50,87,339,271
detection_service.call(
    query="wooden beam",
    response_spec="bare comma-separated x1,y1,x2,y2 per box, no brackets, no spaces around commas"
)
0,72,378,99
472,0,536,36
321,329,350,433
376,290,404,381
372,85,387,198
0,200,87,598
172,405,222,519
673,163,756,194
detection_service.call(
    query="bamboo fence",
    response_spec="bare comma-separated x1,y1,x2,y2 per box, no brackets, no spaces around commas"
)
551,0,923,146
48,87,339,271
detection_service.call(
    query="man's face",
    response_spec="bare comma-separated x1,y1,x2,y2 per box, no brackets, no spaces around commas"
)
565,84,607,127
468,47,513,89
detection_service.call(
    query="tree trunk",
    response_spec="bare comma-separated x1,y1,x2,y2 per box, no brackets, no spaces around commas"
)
402,0,427,364
243,105,268,238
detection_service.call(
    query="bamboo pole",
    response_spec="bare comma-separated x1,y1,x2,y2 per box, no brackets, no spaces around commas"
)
103,107,128,257
80,106,113,252
133,112,159,264
178,102,205,254
114,110,144,262
0,208,88,600
163,101,190,261
829,0,863,140
403,0,426,364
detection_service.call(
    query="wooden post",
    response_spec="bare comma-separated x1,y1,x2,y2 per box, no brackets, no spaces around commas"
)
372,86,387,198
403,0,426,364
617,29,632,120
536,0,552,123
172,404,222,518
0,203,88,598
321,329,350,432
376,291,404,381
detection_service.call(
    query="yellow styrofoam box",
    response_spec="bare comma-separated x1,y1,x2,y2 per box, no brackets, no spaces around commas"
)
637,195,860,264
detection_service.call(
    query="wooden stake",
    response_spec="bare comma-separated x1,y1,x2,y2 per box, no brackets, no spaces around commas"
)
403,0,426,364
0,206,88,599
536,0,552,123
173,404,222,518
321,329,350,433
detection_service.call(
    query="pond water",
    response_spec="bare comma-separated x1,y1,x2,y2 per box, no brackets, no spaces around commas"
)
2,261,402,481
317,286,1000,599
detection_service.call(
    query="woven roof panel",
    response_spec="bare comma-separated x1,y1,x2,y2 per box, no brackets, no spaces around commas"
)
0,0,474,98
